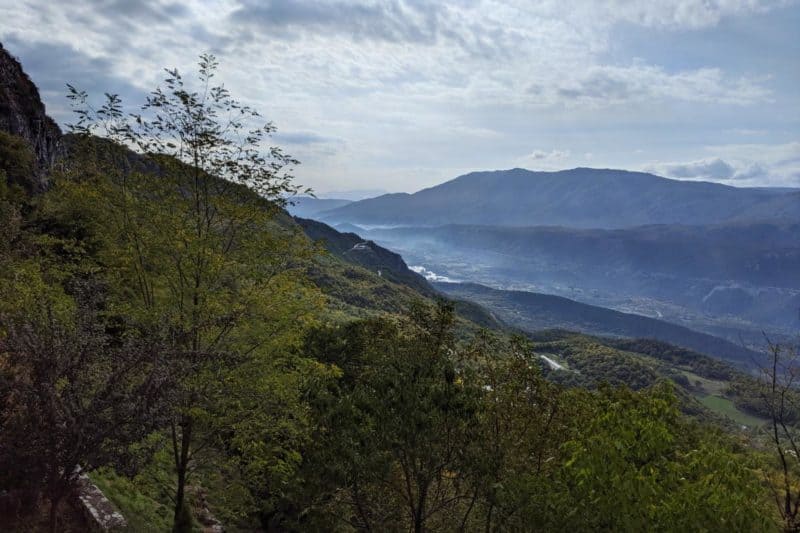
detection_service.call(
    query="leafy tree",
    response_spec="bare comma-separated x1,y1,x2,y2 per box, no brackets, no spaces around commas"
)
759,337,800,532
61,54,321,530
550,383,771,532
460,333,570,531
0,130,34,197
0,283,170,532
300,301,483,532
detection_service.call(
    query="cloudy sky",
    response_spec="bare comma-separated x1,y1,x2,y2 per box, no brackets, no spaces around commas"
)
2,0,799,195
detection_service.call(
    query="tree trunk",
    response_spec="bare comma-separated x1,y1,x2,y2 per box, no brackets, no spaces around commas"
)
48,495,60,533
414,484,427,533
484,503,494,533
173,417,193,533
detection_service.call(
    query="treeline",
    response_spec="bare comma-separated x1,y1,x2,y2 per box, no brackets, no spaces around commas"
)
0,55,791,532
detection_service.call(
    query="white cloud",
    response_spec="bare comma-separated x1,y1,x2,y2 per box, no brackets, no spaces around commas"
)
0,0,796,191
561,0,792,29
530,149,570,161
646,141,800,186
551,65,770,106
652,158,736,179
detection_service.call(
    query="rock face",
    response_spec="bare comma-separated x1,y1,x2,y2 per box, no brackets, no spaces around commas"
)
0,42,62,190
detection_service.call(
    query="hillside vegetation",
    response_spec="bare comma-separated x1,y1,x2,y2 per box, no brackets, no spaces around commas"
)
436,281,760,368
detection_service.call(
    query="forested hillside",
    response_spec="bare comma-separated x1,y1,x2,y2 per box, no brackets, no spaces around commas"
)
436,282,760,368
1,44,799,533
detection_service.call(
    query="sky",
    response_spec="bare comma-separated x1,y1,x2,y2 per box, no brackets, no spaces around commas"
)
2,0,799,196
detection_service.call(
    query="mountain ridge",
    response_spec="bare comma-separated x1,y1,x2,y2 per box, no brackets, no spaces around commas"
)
320,167,799,229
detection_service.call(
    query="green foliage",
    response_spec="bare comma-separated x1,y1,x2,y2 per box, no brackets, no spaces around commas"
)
540,336,660,390
0,130,34,194
90,467,173,533
546,384,772,532
296,301,484,531
59,54,326,529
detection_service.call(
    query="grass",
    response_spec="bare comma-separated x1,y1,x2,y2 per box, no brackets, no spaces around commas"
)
90,468,173,532
698,394,766,428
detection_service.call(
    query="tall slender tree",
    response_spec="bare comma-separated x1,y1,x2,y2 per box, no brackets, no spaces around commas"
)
63,54,319,530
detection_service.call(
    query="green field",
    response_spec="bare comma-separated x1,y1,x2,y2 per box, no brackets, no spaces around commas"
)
698,395,766,428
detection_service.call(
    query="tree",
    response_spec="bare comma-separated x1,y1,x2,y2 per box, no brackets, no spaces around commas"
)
0,130,34,197
550,383,771,532
301,301,483,532
61,54,321,530
459,333,569,531
759,336,800,532
0,282,170,532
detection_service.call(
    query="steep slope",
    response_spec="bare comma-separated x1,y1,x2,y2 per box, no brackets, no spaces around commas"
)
436,282,760,369
321,167,798,228
0,42,62,190
295,216,436,297
294,217,502,329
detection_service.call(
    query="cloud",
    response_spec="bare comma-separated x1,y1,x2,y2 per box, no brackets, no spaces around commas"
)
273,130,340,145
730,162,769,180
646,142,800,186
727,128,768,136
576,0,791,29
79,0,190,26
657,158,736,179
229,0,446,45
0,36,147,124
549,65,770,107
702,141,800,185
530,149,570,161
1,0,795,192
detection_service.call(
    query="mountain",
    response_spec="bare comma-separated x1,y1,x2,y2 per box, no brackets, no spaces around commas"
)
295,216,435,297
294,216,502,329
286,196,352,218
2,38,786,533
436,281,760,369
320,168,799,228
0,42,62,191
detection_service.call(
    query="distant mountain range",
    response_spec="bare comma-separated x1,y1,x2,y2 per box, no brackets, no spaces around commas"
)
319,168,800,229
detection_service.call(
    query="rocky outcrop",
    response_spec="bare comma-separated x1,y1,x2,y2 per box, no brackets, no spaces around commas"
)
0,42,62,190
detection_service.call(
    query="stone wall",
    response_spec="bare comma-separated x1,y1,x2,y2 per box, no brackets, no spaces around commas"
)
73,472,127,532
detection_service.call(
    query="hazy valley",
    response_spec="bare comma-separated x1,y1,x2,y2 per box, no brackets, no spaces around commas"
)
287,170,800,352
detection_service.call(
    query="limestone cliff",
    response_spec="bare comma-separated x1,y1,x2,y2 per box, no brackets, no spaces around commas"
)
0,42,62,190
